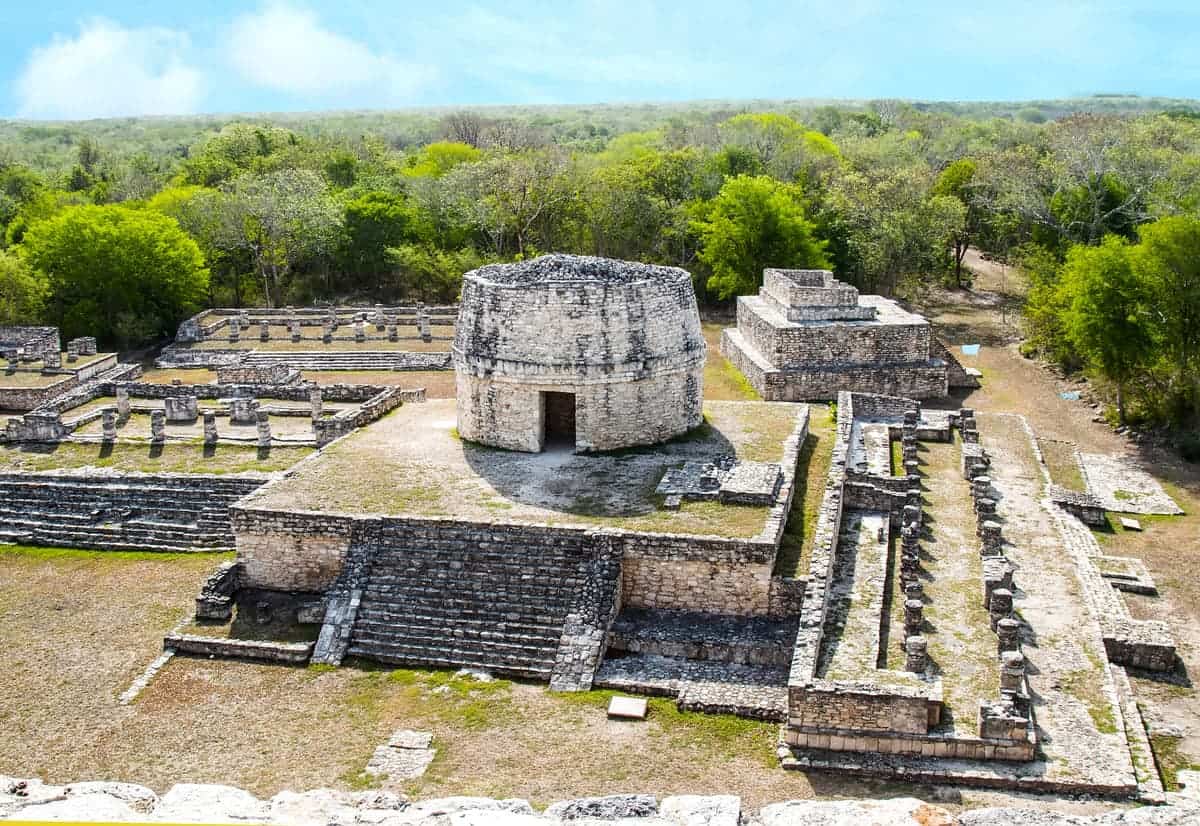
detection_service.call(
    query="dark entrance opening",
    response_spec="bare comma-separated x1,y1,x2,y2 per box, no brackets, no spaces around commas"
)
543,391,577,450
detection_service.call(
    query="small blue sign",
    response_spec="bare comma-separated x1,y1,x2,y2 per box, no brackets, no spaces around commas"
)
961,344,981,356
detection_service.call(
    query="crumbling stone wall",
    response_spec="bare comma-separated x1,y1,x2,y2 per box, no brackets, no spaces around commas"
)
453,255,705,453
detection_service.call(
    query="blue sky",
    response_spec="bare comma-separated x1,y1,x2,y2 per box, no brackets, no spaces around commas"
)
2,1,1198,120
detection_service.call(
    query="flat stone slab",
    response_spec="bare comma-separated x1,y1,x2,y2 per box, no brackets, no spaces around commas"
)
1079,453,1183,515
607,695,648,719
387,729,433,749
365,729,435,781
1120,516,1143,531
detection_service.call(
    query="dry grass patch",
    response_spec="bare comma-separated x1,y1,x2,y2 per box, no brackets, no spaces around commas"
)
136,367,218,385
1038,437,1086,491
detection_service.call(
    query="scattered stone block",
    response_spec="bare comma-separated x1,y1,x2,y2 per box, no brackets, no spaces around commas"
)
1120,517,1142,531
607,695,648,719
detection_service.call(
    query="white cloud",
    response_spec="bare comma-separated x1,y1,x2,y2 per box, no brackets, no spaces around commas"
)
227,3,434,102
15,20,204,120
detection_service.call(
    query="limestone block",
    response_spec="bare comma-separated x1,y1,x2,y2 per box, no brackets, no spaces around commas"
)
155,783,269,823
659,794,741,826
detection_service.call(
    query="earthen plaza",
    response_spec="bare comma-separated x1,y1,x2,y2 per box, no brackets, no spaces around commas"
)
0,255,1181,800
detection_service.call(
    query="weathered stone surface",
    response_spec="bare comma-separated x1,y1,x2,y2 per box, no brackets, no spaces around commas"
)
544,794,658,821
454,254,705,453
759,797,956,826
658,794,740,826
3,792,141,821
153,783,270,822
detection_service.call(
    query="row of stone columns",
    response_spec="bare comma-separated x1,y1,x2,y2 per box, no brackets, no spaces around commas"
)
226,307,436,345
960,410,1032,738
898,440,928,674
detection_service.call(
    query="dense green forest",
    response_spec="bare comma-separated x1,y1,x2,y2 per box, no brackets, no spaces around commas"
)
3,95,1200,438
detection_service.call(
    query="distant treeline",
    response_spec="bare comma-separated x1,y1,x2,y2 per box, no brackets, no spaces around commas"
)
1,97,1199,437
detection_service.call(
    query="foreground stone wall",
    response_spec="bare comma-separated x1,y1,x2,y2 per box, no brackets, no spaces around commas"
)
3,780,1196,824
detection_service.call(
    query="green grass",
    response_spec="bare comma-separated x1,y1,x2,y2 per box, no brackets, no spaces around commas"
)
548,689,776,766
773,404,834,577
1150,733,1200,791
890,439,904,477
0,543,231,562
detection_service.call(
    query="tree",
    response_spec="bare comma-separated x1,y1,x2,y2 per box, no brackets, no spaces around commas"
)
1059,237,1155,423
340,191,428,294
0,249,48,325
692,175,828,300
1133,216,1200,423
933,158,980,286
217,170,342,306
403,142,481,178
22,205,208,348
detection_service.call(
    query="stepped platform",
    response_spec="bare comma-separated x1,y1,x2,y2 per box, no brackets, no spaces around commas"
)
339,522,622,682
0,472,266,552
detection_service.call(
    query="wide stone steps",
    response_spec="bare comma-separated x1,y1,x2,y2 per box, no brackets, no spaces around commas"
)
346,635,555,679
352,607,564,643
0,475,261,552
343,532,595,678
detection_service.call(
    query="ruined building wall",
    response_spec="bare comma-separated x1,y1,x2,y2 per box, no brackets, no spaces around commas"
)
456,368,704,453
453,256,706,452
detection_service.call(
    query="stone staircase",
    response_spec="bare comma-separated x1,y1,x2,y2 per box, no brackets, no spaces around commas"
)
344,524,615,680
240,351,451,371
0,474,265,552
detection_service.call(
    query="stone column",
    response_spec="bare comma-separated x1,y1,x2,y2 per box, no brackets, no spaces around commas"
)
116,387,131,420
997,617,1021,654
229,321,240,343
418,312,432,342
290,321,301,343
43,350,62,370
1000,651,1026,695
150,410,166,443
980,521,1003,555
101,409,117,442
259,320,270,341
972,475,992,506
904,598,924,638
903,503,922,530
905,635,928,673
66,341,79,363
989,588,1013,630
386,323,398,342
904,459,920,477
256,411,271,447
354,320,366,343
323,323,334,344
309,384,323,421
373,304,387,330
203,411,219,445
79,337,97,356
5,356,17,372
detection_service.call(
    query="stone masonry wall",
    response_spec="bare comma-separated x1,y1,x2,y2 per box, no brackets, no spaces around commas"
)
233,509,356,592
736,298,931,369
456,369,704,453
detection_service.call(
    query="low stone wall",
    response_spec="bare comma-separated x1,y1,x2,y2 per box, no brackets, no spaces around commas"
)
0,376,77,412
721,328,947,401
164,633,313,664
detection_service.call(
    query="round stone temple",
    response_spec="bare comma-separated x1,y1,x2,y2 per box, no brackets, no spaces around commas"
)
453,254,706,453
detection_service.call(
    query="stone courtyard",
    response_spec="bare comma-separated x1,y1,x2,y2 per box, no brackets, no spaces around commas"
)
0,255,1195,819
